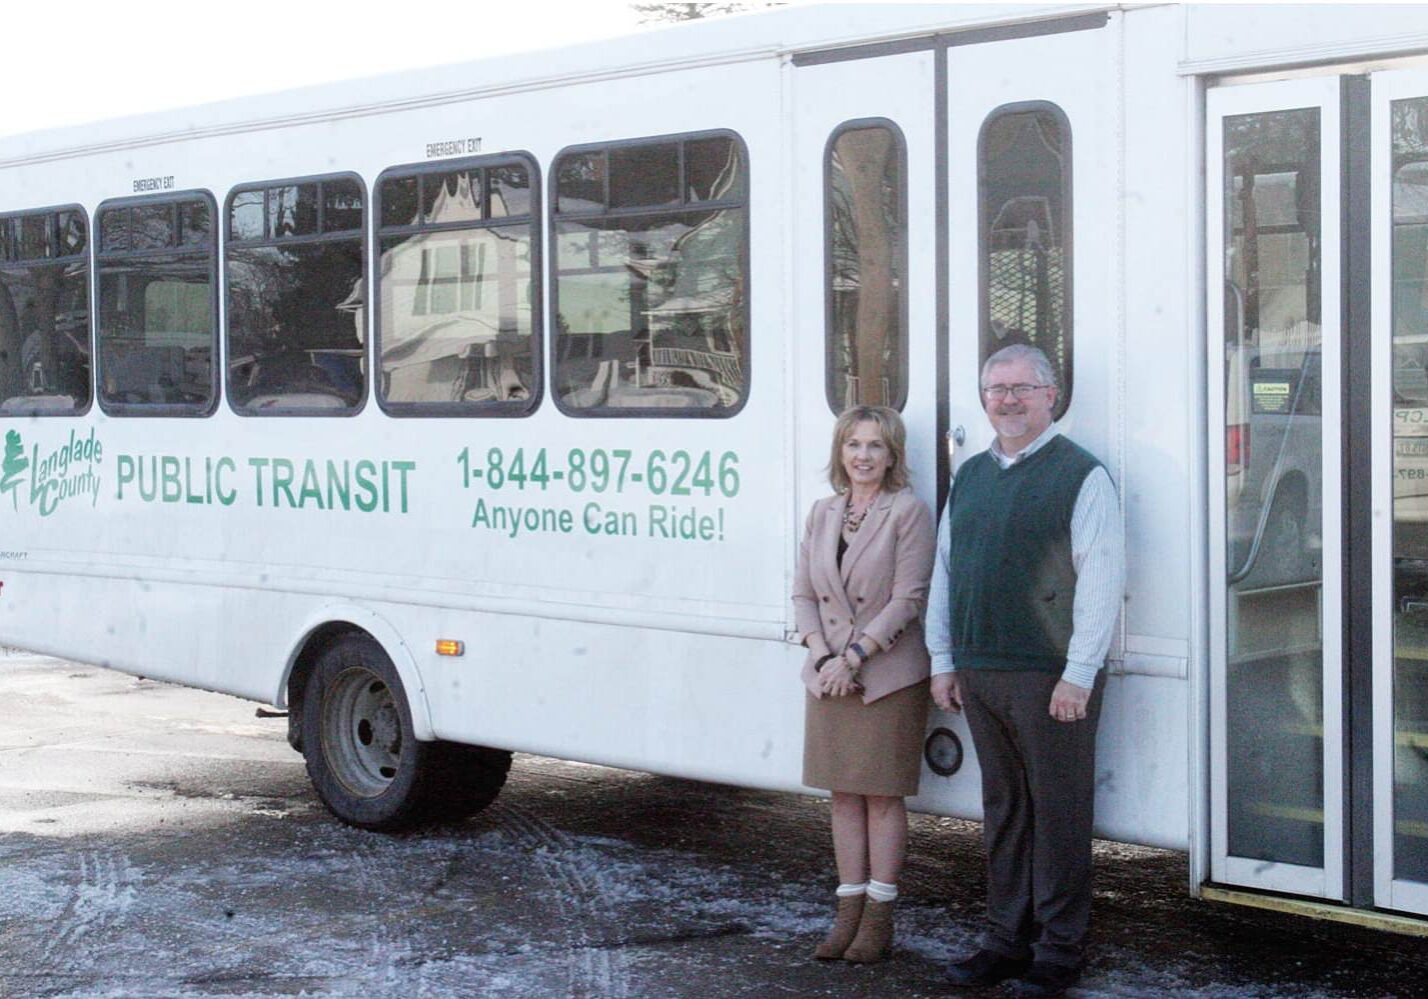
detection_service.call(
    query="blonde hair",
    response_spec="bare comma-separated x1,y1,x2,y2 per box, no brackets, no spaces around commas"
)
828,405,910,493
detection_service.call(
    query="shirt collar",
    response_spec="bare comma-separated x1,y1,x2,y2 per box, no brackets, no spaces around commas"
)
989,422,1061,469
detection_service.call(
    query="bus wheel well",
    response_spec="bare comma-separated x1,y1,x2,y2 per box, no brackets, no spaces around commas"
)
285,622,368,753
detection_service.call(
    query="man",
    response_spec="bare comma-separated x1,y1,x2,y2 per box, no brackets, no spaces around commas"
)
927,343,1124,997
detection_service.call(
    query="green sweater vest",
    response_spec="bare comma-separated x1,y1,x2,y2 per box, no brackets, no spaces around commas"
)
947,434,1102,672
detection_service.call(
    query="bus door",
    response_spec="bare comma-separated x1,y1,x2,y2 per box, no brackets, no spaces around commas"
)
1208,78,1345,901
789,52,940,544
1374,67,1428,917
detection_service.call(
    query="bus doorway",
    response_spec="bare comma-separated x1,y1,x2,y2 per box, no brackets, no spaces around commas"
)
1210,67,1428,919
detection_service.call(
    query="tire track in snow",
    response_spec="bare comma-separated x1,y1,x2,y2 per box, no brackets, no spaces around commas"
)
37,848,136,972
493,801,632,999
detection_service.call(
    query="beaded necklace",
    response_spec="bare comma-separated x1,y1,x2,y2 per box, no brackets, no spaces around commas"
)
842,491,879,534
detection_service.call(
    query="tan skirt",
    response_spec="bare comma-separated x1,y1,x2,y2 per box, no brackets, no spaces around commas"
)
802,679,929,797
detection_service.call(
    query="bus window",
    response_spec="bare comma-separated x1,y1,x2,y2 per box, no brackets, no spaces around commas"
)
979,103,1073,417
552,131,749,417
0,206,91,415
96,195,216,416
225,175,366,415
375,156,539,416
825,120,907,412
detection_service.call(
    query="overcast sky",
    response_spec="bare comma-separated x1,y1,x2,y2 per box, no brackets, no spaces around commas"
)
1,1,665,139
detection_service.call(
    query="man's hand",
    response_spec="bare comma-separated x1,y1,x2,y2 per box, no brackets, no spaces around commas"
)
1049,680,1091,722
931,672,963,713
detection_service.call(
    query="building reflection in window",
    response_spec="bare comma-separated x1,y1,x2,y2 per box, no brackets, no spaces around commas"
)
376,159,537,415
552,133,748,416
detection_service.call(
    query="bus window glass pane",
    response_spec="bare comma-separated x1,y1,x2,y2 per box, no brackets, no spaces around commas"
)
19,215,49,260
686,137,745,203
826,124,906,411
980,108,1071,417
1221,106,1323,869
1391,95,1428,885
180,201,210,247
608,143,679,209
381,176,419,229
488,166,530,218
0,252,91,414
57,211,86,256
554,209,745,412
323,178,364,233
133,204,174,250
231,191,264,241
98,253,213,408
269,185,319,238
100,209,130,254
379,226,533,408
227,239,365,412
423,171,482,225
557,152,604,213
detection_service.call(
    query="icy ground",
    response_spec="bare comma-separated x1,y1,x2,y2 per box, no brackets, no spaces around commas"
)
0,657,1423,998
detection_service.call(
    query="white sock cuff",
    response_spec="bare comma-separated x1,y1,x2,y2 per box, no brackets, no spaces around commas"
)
835,882,868,898
866,880,898,902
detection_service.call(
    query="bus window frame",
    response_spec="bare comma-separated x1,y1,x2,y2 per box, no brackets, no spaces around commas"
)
94,190,220,419
0,202,93,418
976,100,1074,419
548,128,752,420
223,171,369,419
822,116,910,414
372,152,543,419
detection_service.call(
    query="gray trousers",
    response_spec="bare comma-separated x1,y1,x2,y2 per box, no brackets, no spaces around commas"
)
960,669,1105,968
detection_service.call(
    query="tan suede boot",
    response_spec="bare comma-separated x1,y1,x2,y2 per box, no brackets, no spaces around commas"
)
813,893,865,960
841,897,893,963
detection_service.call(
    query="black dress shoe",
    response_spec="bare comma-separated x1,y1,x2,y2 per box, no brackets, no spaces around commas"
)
1008,960,1082,996
945,948,1031,987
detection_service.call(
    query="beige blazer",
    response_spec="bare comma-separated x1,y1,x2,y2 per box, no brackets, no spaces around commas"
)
792,487,936,704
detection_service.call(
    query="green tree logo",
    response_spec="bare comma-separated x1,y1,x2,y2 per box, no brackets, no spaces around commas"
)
1,430,28,511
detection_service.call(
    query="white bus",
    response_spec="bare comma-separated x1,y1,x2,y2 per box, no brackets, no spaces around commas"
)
3,1,1428,929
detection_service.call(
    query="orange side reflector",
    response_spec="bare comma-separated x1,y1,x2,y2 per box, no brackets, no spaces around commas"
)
435,639,465,657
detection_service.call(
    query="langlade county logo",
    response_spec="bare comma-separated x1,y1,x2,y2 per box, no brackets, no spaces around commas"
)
0,428,103,516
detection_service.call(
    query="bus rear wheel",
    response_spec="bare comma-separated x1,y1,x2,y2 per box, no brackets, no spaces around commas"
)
301,634,510,830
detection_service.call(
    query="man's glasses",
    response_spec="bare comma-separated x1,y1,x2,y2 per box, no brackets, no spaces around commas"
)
981,383,1050,400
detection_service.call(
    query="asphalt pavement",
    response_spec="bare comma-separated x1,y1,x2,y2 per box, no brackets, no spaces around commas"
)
1,655,1426,998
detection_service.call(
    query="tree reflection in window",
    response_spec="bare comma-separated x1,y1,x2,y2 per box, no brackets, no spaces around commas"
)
552,132,748,416
96,196,216,415
980,106,1072,417
826,122,906,411
376,158,537,415
226,176,365,415
0,207,91,415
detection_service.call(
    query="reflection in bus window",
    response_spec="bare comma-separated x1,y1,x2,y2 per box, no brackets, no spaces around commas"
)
0,208,91,415
97,196,215,414
1221,105,1324,871
552,133,748,416
979,105,1072,417
1391,95,1428,884
826,121,907,412
226,176,365,415
376,158,537,415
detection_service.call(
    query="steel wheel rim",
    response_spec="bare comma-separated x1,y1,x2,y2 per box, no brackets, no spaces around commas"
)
321,666,403,798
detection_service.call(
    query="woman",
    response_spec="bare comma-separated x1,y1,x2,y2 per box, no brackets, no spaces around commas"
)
792,405,936,963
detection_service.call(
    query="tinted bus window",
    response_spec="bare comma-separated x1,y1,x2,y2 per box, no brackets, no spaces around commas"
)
96,194,216,416
376,156,538,416
552,132,748,416
0,207,91,415
226,174,366,415
979,104,1072,417
826,121,907,412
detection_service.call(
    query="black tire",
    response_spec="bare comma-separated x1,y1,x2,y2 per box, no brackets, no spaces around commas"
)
422,742,513,823
301,634,512,830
